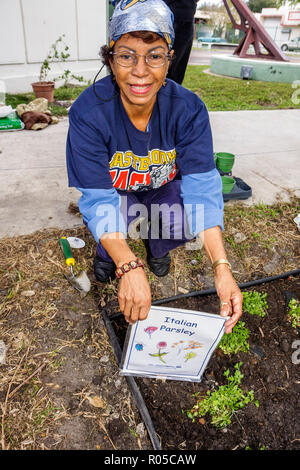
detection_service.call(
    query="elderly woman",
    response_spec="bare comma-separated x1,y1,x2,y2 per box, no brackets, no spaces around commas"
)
66,0,243,332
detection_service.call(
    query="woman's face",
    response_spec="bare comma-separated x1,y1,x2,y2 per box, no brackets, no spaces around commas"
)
109,33,172,112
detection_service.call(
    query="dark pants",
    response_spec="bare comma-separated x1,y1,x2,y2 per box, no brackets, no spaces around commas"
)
96,180,192,262
167,20,194,85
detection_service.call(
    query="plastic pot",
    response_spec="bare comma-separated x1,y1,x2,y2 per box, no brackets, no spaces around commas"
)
215,152,235,173
31,81,55,103
221,175,235,193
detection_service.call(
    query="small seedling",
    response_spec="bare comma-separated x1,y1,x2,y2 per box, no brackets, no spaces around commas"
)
242,291,268,317
287,298,300,328
218,321,250,355
186,362,258,428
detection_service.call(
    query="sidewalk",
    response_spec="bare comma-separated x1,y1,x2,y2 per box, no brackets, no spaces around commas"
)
0,110,299,239
211,109,300,205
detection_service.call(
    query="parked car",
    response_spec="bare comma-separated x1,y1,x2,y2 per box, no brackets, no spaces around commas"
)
281,37,300,51
197,36,226,43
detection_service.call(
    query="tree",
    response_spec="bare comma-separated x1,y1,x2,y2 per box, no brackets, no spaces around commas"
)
247,0,278,13
276,0,300,5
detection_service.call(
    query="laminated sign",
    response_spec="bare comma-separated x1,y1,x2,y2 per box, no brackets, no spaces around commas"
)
120,306,227,382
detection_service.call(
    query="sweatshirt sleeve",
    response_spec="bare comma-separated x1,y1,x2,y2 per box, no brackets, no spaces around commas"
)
77,188,127,243
173,93,223,235
66,107,113,189
175,96,215,176
180,169,224,237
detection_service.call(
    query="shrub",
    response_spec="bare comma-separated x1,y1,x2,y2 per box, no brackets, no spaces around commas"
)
186,362,258,428
287,298,300,328
242,291,268,317
219,321,250,355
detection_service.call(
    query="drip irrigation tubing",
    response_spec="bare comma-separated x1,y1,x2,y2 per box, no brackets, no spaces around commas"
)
152,267,300,305
101,308,162,451
109,268,300,320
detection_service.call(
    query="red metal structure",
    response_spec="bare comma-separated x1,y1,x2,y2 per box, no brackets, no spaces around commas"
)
223,0,288,61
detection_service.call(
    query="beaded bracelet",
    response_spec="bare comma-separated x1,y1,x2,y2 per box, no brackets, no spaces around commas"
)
115,258,144,279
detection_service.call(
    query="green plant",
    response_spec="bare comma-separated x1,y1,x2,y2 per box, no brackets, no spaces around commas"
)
186,362,258,428
225,235,250,259
33,402,61,427
287,298,300,328
39,35,65,81
245,444,268,450
218,321,250,355
5,288,15,301
242,291,268,317
251,232,260,239
39,34,84,85
55,69,85,87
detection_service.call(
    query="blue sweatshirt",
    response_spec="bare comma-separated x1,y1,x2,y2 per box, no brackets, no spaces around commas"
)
66,75,223,242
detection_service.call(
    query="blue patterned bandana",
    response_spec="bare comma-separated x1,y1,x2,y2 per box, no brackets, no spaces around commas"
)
109,0,175,50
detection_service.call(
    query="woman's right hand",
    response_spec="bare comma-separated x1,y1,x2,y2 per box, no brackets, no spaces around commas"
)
118,268,152,324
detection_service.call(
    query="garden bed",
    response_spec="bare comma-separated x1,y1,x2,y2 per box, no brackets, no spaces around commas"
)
110,275,300,450
0,199,299,450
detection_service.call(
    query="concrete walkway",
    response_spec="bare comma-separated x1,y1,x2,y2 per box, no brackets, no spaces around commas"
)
0,110,299,239
0,118,80,238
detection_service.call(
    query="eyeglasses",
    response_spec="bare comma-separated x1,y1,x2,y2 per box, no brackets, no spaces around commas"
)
109,51,171,68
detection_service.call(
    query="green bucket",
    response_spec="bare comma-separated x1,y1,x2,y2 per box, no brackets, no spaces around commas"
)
215,152,235,173
221,175,235,194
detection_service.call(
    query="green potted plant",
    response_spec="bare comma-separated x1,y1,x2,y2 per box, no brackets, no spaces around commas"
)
31,34,79,102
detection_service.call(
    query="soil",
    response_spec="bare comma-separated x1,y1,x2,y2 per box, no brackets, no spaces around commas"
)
0,228,153,451
109,275,300,451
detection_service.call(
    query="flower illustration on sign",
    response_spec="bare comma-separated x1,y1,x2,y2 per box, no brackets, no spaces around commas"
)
149,341,168,364
135,343,144,351
144,326,158,339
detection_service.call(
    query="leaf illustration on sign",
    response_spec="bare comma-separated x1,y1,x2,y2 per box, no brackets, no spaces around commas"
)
149,341,168,364
184,352,197,362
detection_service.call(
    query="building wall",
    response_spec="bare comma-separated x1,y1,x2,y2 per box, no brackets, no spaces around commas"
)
259,7,300,46
0,0,108,93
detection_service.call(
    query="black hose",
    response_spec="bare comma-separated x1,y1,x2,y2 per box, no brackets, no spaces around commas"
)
101,308,162,451
152,268,300,306
109,268,300,319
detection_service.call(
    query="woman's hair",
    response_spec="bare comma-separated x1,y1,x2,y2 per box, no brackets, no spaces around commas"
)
100,31,169,74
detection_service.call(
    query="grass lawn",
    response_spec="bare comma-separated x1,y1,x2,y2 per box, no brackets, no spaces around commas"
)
182,65,300,111
5,85,88,117
5,65,300,115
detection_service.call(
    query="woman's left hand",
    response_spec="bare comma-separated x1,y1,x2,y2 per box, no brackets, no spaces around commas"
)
214,265,243,333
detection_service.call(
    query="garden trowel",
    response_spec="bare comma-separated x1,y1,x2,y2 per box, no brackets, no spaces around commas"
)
59,237,91,295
